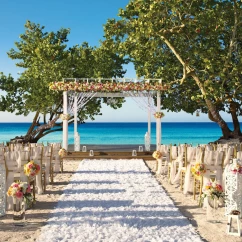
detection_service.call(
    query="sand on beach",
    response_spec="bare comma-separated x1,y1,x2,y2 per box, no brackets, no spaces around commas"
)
0,158,241,242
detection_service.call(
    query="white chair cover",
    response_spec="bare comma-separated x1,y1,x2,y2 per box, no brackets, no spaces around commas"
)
32,146,43,194
223,147,233,167
183,147,203,194
29,143,37,148
168,146,178,182
0,148,5,165
18,150,29,183
203,150,224,188
5,151,19,210
51,143,61,173
236,151,242,161
205,144,213,151
172,145,186,184
42,146,52,185
156,145,169,174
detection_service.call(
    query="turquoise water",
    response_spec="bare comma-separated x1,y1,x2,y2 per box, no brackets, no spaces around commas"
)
0,122,238,146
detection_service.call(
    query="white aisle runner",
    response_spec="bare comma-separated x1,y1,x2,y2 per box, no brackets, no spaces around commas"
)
37,159,202,242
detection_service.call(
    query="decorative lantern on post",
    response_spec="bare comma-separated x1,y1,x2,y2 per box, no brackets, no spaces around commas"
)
0,163,6,217
225,159,242,216
227,210,241,237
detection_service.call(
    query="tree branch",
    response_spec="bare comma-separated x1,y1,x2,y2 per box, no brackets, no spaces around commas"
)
36,128,63,140
160,35,194,83
159,24,185,35
26,111,40,136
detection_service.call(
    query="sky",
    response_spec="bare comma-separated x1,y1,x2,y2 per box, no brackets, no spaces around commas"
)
0,0,236,123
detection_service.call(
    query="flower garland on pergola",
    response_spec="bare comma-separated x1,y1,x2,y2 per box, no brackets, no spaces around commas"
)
49,80,168,92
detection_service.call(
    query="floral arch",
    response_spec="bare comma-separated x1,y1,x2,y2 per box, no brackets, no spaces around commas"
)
49,78,169,151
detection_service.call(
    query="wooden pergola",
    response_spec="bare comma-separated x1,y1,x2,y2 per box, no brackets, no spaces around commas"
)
49,78,169,151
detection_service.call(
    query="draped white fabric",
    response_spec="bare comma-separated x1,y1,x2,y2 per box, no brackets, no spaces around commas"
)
32,146,44,194
223,147,233,166
168,146,179,182
19,150,29,182
203,150,224,188
156,145,169,174
51,143,61,173
183,147,203,195
237,151,242,161
167,146,178,181
5,151,19,210
172,145,186,185
0,148,5,165
42,146,52,185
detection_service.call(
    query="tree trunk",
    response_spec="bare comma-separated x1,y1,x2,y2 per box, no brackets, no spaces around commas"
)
191,74,232,139
159,36,233,140
208,110,232,139
26,111,40,137
230,101,242,138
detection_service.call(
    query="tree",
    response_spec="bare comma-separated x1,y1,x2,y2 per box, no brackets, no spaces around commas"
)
0,21,126,143
103,0,242,139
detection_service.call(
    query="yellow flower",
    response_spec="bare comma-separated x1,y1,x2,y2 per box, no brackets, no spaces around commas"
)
7,188,12,196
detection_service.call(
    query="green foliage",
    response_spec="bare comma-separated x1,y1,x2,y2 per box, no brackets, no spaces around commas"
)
0,20,126,123
103,0,242,117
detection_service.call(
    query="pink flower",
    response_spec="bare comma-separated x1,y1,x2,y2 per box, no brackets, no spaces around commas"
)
216,184,223,191
13,183,19,188
16,191,23,199
26,185,31,193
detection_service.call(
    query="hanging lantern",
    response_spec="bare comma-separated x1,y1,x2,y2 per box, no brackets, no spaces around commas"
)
196,110,200,117
0,163,6,217
227,210,241,236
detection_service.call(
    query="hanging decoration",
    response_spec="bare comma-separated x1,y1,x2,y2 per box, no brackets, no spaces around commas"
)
60,114,70,121
154,112,165,119
67,92,97,115
129,91,156,113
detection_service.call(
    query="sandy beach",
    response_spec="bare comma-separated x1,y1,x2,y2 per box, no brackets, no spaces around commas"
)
0,158,241,242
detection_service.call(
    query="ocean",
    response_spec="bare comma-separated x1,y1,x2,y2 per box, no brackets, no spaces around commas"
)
0,122,238,146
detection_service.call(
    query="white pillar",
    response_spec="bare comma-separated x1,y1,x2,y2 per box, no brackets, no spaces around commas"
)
74,93,80,151
156,91,161,149
74,93,78,135
63,91,68,150
148,97,151,147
